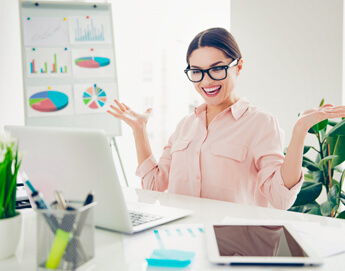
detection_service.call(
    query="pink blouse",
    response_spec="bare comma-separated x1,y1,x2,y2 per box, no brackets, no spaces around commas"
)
136,97,303,210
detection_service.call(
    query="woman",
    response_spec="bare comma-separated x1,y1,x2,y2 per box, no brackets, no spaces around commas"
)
107,27,345,210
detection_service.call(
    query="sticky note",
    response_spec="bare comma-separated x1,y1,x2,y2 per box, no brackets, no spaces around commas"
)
146,249,195,267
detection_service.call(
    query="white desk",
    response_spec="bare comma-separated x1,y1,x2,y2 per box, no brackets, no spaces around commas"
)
1,187,345,270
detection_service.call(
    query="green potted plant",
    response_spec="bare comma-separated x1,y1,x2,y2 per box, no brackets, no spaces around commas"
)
288,99,345,218
0,132,22,260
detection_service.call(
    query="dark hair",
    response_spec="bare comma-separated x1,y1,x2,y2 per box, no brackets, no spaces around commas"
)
186,27,242,68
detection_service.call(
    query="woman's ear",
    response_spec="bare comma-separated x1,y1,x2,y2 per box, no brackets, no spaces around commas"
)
236,58,243,76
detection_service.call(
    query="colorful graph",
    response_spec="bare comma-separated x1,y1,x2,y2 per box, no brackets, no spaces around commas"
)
83,84,107,109
30,53,67,74
29,91,68,112
75,57,110,68
75,19,104,42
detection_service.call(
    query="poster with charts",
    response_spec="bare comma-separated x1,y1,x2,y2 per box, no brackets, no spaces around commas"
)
71,48,115,78
68,16,112,44
26,85,74,118
73,82,117,114
23,17,69,47
20,2,121,135
25,47,71,78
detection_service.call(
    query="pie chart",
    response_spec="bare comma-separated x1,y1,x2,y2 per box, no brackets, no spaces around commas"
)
29,91,68,112
75,57,110,68
83,84,106,109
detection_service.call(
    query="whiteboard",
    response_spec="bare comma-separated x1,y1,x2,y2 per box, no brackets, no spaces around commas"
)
19,1,121,136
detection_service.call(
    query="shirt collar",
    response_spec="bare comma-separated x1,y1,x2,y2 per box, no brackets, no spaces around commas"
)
194,97,250,121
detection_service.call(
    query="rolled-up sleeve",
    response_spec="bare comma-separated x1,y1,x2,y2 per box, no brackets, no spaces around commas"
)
253,116,303,210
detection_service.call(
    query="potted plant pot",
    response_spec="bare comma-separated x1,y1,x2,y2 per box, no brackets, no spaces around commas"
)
0,213,22,260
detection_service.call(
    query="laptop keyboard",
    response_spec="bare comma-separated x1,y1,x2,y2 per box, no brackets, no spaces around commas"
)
129,211,163,227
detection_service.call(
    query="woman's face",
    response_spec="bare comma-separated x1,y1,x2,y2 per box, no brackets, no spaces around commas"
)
188,46,242,110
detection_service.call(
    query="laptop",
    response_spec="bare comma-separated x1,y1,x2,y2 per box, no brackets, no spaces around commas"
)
5,125,193,234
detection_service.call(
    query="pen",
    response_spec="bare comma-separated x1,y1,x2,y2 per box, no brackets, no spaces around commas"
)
83,191,94,206
24,178,59,233
54,190,68,210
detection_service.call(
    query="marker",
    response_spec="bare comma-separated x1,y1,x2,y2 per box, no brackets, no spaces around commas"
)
46,215,75,269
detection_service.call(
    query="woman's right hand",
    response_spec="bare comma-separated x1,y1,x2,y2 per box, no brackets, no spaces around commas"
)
107,99,152,132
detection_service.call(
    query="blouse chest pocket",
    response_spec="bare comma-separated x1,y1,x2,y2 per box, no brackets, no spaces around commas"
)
170,140,192,154
211,142,248,162
170,140,192,177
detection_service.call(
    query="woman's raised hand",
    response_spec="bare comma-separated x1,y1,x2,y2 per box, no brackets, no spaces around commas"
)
107,99,152,132
296,104,345,134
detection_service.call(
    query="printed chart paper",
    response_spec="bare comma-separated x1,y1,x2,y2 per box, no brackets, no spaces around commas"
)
25,47,71,78
23,17,69,47
71,48,115,78
26,85,74,117
73,82,117,114
68,16,112,44
123,224,209,269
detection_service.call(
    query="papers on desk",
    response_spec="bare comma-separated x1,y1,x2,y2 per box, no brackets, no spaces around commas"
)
123,224,209,269
222,217,345,258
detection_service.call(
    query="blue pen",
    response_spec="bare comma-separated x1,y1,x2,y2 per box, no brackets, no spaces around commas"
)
26,180,51,209
24,179,59,233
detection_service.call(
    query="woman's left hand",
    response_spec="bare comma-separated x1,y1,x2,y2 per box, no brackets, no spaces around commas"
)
295,104,345,135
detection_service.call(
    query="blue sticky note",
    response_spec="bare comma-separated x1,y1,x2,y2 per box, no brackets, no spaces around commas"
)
146,249,195,267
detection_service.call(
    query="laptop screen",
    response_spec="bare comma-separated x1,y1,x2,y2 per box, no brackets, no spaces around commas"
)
213,225,308,257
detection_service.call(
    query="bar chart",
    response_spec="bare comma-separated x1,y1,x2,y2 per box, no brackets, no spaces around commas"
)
26,47,71,77
75,19,104,42
30,53,67,74
69,16,111,44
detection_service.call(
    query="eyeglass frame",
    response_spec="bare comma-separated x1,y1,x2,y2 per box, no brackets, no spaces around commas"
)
184,58,239,83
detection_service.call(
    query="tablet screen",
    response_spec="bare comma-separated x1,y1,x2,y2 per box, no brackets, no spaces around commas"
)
213,225,308,257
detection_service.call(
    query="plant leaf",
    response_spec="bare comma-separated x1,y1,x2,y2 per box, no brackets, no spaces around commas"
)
307,206,322,216
317,155,338,170
302,156,320,172
328,184,339,205
320,200,337,216
336,211,345,219
308,119,329,134
325,136,345,168
328,120,339,127
304,173,314,181
313,170,326,185
292,182,322,207
319,98,325,107
303,146,312,155
339,170,345,192
326,118,345,137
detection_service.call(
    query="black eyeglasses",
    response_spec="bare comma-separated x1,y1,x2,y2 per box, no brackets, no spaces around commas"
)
184,59,239,83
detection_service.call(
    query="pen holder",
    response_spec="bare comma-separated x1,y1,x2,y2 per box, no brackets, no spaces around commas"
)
36,201,96,271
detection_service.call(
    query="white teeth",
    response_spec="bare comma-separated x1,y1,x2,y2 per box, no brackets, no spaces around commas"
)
204,86,220,93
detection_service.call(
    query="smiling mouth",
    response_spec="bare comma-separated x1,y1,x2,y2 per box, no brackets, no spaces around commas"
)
203,86,221,96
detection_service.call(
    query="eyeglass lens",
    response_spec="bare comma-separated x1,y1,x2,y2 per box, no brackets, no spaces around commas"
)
187,66,227,82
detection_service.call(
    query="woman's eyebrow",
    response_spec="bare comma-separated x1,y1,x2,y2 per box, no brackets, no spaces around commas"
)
190,61,226,69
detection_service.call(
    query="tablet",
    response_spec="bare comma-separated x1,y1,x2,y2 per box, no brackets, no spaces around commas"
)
205,223,323,266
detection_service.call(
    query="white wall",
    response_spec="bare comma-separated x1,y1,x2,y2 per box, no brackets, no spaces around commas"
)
230,0,344,147
0,0,24,132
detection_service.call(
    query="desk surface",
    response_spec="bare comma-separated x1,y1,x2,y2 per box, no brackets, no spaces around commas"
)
1,187,345,271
